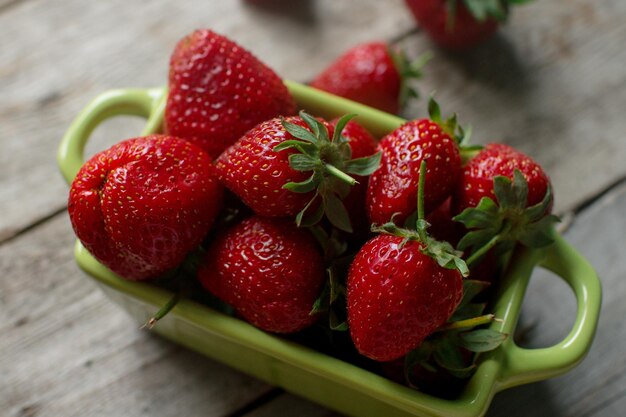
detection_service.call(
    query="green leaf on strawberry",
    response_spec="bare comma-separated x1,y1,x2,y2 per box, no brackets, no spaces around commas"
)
372,160,469,277
459,328,508,352
455,169,560,265
276,111,382,233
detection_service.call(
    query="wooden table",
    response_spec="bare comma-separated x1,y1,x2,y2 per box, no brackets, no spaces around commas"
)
2,0,625,416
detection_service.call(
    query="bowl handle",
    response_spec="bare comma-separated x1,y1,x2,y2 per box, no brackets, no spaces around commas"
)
57,87,166,186
497,234,602,390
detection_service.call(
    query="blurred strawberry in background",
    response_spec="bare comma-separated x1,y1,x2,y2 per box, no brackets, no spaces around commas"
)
310,41,429,114
405,0,532,50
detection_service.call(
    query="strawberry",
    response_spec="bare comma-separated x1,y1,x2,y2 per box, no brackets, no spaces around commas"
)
405,0,500,50
198,216,325,333
348,161,508,363
310,41,428,114
455,143,552,214
347,233,464,361
165,29,296,156
68,135,223,280
453,143,559,266
216,111,381,232
348,161,468,362
366,98,463,226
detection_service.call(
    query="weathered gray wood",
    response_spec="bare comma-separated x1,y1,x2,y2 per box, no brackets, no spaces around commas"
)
0,214,272,416
0,0,414,241
398,0,626,214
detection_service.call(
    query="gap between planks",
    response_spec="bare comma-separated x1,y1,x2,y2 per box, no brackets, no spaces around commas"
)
225,388,284,417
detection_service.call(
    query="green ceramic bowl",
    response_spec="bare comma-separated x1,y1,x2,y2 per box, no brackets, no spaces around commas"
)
57,82,602,417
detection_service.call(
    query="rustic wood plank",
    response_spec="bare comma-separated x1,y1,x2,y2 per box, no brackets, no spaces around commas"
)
0,214,273,417
398,0,626,214
0,0,414,241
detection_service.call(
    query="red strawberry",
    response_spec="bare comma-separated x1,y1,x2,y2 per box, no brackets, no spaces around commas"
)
198,216,325,333
405,0,500,50
216,111,381,232
455,143,553,214
347,234,464,361
348,161,467,362
367,99,463,226
310,41,428,114
68,135,223,280
165,29,296,156
453,143,558,265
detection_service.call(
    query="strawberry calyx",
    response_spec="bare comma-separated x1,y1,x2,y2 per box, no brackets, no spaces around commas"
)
389,48,431,112
372,160,469,277
454,169,560,267
275,110,382,233
427,97,476,151
428,96,483,163
405,279,508,382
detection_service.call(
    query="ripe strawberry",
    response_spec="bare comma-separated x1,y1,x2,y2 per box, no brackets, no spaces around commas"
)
366,98,463,226
165,29,296,156
347,234,464,361
455,143,552,214
198,216,325,333
453,143,559,264
68,135,223,280
216,111,381,232
348,161,467,362
310,41,428,114
405,0,502,50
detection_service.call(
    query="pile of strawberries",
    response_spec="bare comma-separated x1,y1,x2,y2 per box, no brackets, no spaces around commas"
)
68,29,557,395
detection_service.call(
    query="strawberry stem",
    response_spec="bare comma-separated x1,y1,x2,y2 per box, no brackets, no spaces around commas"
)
436,314,497,332
417,160,427,222
142,291,182,329
465,234,500,268
141,248,204,329
325,163,357,186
